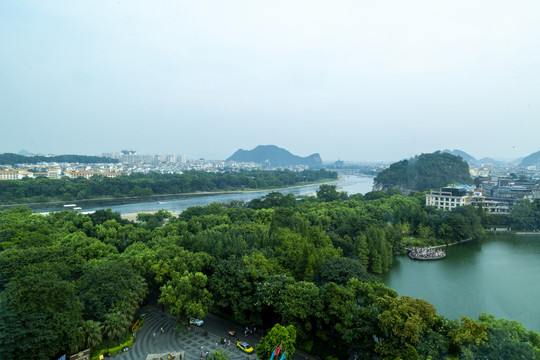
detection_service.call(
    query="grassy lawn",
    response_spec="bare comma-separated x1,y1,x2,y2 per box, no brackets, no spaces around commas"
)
401,236,447,248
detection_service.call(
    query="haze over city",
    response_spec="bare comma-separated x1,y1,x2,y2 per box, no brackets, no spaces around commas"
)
2,1,539,162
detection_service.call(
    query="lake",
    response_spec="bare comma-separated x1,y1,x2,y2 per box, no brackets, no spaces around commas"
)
382,234,540,332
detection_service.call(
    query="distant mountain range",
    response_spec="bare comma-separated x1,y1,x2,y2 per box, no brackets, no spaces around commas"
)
442,149,476,163
0,153,118,165
442,149,533,167
226,145,322,168
519,150,540,167
17,149,33,156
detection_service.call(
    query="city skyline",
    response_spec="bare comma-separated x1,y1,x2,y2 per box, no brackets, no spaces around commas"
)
6,146,540,164
2,1,540,162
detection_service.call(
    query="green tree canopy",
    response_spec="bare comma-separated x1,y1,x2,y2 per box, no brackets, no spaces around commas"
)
159,271,212,324
0,271,84,359
316,184,348,202
77,260,147,322
374,151,472,191
318,257,374,284
256,323,297,360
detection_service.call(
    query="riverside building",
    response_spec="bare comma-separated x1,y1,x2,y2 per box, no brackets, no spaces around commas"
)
426,185,511,214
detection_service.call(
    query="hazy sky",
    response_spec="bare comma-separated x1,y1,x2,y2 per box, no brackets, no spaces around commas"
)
2,1,539,162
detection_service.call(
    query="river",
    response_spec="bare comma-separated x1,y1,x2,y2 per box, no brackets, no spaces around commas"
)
15,174,374,215
382,234,540,332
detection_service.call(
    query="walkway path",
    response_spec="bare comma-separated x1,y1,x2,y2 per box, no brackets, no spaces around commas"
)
110,307,254,360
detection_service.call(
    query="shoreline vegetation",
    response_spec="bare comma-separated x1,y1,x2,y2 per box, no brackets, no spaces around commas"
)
402,231,540,256
401,236,471,250
431,237,474,249
0,178,340,209
0,169,339,207
120,211,179,222
485,231,540,236
116,176,333,222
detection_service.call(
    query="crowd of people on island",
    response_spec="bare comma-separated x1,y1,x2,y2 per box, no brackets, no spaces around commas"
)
409,247,446,259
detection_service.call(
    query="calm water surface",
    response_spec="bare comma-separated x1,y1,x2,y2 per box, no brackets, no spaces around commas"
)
18,174,374,214
382,234,540,332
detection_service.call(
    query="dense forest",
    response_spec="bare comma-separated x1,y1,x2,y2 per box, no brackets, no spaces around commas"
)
0,169,337,204
1,185,538,359
374,152,472,192
0,153,118,165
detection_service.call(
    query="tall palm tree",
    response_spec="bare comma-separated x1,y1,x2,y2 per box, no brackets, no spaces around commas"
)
103,312,131,340
81,320,103,349
115,294,139,319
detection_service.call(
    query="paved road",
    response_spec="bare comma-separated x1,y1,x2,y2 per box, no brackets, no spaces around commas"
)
108,306,261,360
108,306,314,360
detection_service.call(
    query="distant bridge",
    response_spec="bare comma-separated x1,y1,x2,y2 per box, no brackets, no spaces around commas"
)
334,169,378,176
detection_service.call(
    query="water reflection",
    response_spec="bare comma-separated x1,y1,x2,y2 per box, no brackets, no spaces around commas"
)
383,235,540,332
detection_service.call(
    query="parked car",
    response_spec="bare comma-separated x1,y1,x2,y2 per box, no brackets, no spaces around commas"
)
237,341,254,353
190,317,204,326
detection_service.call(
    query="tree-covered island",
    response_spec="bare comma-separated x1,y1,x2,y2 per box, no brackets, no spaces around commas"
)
1,184,539,360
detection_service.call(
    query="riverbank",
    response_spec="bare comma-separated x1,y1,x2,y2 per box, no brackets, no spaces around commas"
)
0,178,340,209
485,231,540,236
431,238,474,249
401,237,474,251
120,210,180,222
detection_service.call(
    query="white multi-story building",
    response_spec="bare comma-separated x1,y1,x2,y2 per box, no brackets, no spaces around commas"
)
47,167,62,179
64,171,120,179
0,169,34,180
426,186,475,211
471,197,511,214
426,185,511,214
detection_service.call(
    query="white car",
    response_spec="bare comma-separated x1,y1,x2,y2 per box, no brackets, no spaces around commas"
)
190,317,204,326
